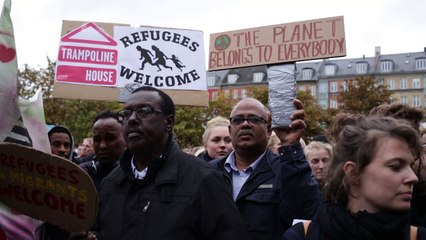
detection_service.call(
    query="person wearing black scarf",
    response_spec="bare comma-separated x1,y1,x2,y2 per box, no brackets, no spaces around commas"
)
284,116,426,240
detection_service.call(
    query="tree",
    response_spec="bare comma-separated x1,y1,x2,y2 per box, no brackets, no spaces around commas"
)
338,75,393,114
174,91,237,148
246,86,331,140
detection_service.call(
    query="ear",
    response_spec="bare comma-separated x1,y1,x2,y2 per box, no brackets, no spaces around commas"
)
343,161,360,186
267,124,273,137
165,114,175,132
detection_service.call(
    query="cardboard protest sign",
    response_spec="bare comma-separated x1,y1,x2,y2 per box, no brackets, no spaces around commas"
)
0,143,98,232
209,16,346,70
54,21,208,106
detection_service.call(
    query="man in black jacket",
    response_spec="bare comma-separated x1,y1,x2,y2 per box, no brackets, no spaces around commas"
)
95,86,248,240
79,110,126,191
209,97,321,240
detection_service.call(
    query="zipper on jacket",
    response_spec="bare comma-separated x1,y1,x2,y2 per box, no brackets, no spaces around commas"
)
143,201,151,212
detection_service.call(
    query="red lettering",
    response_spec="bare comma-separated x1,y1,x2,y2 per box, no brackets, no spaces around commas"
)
44,192,59,210
57,167,66,181
47,164,56,178
68,170,80,184
31,189,43,206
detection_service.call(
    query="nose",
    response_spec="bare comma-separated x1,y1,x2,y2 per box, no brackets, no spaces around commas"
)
318,160,324,169
405,167,419,185
127,110,139,123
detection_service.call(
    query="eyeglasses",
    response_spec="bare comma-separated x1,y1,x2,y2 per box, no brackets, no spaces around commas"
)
229,115,267,126
117,106,164,122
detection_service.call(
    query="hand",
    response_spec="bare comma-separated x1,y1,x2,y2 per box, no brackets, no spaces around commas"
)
273,99,306,146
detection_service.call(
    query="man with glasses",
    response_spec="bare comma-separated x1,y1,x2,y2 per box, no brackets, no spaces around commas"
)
210,97,321,240
94,86,248,240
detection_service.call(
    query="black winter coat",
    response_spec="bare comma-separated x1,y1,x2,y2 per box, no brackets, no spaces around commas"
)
96,140,248,240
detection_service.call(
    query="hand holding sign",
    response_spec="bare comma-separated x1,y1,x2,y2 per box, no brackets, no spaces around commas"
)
0,143,98,232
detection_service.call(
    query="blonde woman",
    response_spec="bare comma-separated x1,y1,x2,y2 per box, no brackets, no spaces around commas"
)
198,116,233,161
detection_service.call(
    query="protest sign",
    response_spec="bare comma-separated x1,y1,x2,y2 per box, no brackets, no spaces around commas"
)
0,143,98,232
209,16,346,70
54,21,208,106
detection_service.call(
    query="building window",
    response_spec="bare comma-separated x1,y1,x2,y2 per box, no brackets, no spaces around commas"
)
400,78,407,89
401,96,408,104
413,96,421,107
330,99,337,109
342,82,347,92
356,62,368,74
413,78,421,89
207,76,216,86
325,65,337,75
416,58,426,70
253,72,264,83
302,68,313,80
330,82,337,92
380,61,393,72
310,85,316,96
299,86,306,91
387,79,395,90
227,74,239,84
241,89,247,98
232,89,239,99
319,83,328,93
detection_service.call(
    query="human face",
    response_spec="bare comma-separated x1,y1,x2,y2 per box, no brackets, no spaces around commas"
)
352,137,418,213
93,118,126,165
122,91,172,155
80,139,94,157
308,148,330,182
50,132,71,159
229,98,271,154
205,126,232,159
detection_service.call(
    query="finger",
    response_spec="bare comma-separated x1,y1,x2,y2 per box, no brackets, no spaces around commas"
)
289,119,307,129
293,99,304,110
291,109,305,121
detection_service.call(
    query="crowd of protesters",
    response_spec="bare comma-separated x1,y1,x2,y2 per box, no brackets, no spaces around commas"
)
2,86,426,239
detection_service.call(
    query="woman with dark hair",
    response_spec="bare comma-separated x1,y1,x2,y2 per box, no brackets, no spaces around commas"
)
284,116,426,239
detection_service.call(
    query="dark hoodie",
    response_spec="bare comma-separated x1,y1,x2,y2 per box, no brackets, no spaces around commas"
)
47,125,76,163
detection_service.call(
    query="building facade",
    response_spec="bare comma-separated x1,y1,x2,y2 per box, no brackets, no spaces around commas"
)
207,47,426,109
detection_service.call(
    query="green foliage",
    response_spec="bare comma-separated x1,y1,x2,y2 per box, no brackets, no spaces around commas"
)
338,76,393,114
18,57,55,99
174,91,237,148
296,90,332,138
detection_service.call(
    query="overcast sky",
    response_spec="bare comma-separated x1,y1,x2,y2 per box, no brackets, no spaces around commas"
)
9,0,426,69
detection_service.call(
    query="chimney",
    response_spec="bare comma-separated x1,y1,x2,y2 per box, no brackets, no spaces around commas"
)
375,46,381,56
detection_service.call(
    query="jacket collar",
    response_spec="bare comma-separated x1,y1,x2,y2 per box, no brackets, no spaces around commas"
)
118,135,179,186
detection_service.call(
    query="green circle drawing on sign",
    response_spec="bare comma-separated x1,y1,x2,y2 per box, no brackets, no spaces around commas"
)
214,34,231,51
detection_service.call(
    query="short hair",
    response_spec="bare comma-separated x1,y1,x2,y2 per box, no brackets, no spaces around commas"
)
324,116,422,205
132,86,175,116
202,116,229,145
304,141,332,161
48,126,71,140
370,103,425,130
93,110,121,124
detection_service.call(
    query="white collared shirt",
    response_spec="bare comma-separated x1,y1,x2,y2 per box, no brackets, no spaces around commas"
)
131,157,148,180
